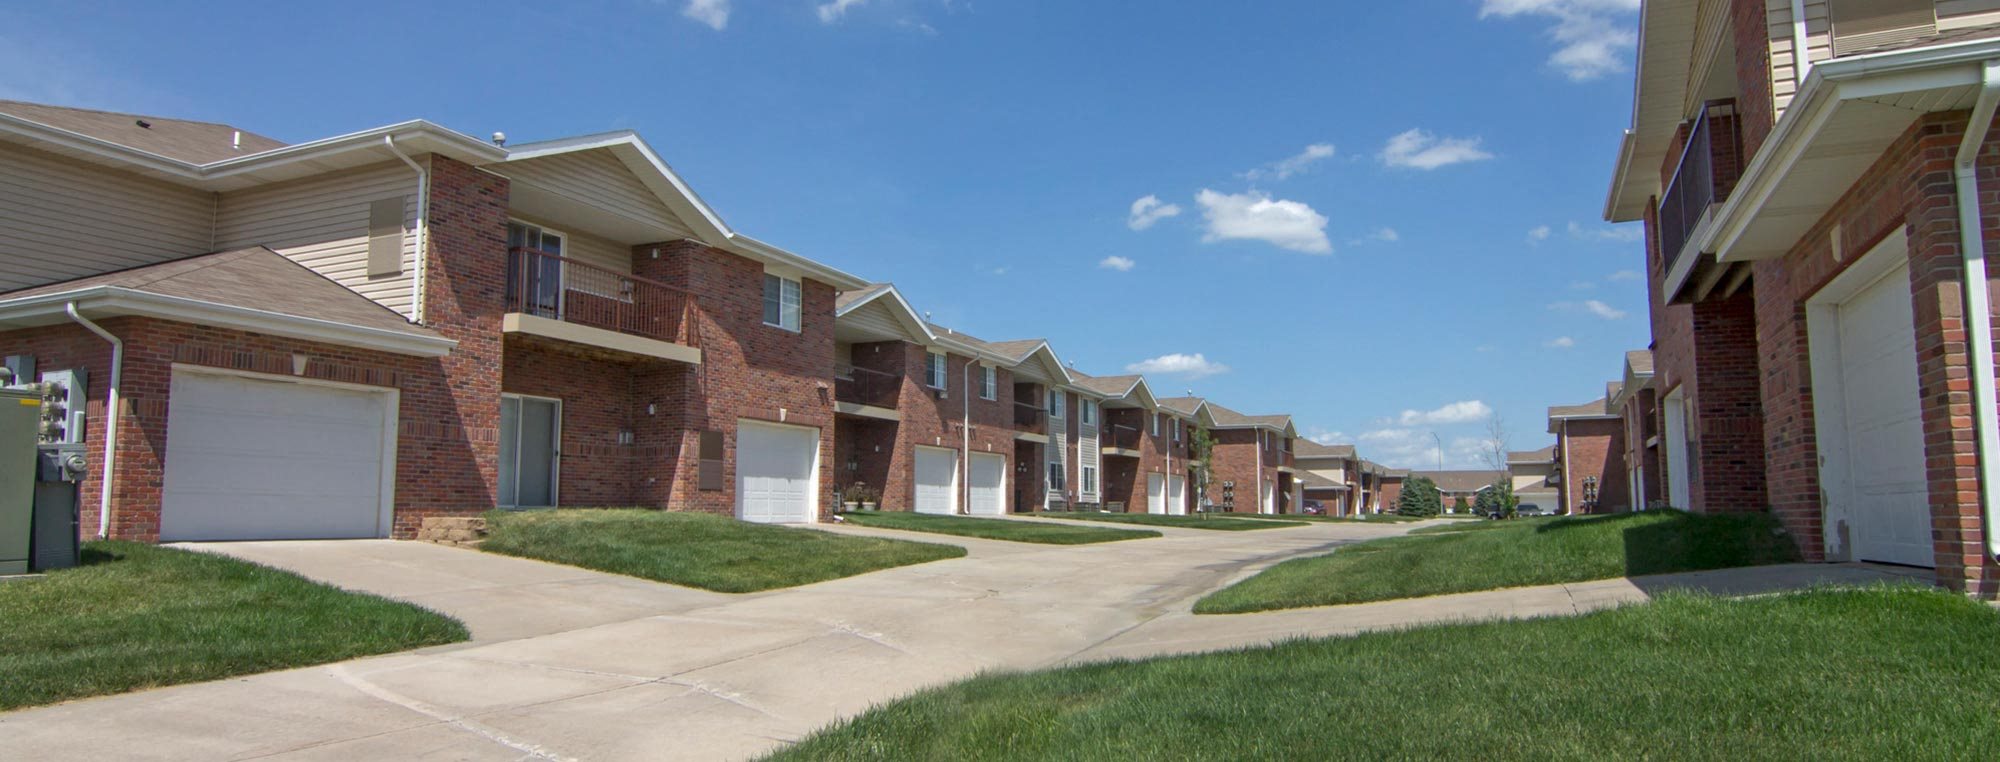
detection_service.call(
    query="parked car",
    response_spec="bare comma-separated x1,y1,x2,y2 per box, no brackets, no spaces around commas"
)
1302,500,1325,515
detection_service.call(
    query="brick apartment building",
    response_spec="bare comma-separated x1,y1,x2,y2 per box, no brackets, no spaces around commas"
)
1548,394,1629,515
1605,0,2000,594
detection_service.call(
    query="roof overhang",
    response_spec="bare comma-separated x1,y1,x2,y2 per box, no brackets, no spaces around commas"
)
1606,0,1700,222
0,114,506,193
0,287,457,357
1667,39,2000,297
834,285,938,344
983,340,1072,386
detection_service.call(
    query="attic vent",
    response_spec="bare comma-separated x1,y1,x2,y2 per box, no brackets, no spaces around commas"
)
1828,0,1936,57
134,119,151,129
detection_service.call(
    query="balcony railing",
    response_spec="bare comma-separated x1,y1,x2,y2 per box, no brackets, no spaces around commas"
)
1014,402,1047,434
506,247,693,344
835,363,901,409
1103,423,1142,451
1657,101,1741,276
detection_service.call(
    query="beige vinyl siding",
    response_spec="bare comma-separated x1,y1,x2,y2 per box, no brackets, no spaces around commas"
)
1770,1,2000,117
1939,0,2000,29
509,213,631,274
213,161,420,317
838,300,910,340
496,150,694,241
0,143,215,291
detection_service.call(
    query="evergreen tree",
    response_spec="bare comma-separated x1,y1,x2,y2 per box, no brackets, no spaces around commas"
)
1397,476,1442,517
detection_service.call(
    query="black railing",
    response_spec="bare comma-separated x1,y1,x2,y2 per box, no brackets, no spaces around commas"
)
835,363,901,409
1103,424,1142,451
1014,402,1047,434
1657,101,1740,276
506,247,693,343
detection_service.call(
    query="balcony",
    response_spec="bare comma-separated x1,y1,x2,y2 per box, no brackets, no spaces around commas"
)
504,247,700,363
1657,101,1741,285
835,362,902,418
1013,403,1047,437
1102,423,1142,456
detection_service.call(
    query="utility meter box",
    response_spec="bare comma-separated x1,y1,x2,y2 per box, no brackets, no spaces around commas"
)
0,388,38,575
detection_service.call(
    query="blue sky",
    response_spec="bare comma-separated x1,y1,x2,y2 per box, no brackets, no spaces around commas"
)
1,0,1649,468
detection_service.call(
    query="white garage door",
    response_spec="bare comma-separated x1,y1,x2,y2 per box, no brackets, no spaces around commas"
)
1167,475,1187,515
1147,473,1167,514
915,446,959,515
736,420,819,524
968,452,1006,516
160,370,394,542
1260,480,1275,514
1836,264,1932,567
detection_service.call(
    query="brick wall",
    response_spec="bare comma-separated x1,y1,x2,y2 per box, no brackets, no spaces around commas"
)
868,342,1016,511
500,338,651,507
417,155,511,523
1209,428,1273,513
1558,418,1629,514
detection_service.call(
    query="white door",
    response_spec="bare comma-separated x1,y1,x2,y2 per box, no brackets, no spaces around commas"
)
1832,264,1932,566
914,446,959,515
736,420,819,524
1260,479,1275,514
1146,473,1167,514
968,452,1005,516
499,395,560,509
1664,388,1691,509
1167,475,1187,515
160,370,394,541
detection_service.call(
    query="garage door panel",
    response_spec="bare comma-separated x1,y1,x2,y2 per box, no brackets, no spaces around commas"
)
161,371,391,542
735,420,818,524
1167,476,1186,515
915,447,958,515
1147,474,1166,514
968,453,1005,516
1832,264,1932,567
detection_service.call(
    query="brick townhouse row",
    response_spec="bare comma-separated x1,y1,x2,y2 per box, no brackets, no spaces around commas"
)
1598,0,2000,596
0,99,1368,544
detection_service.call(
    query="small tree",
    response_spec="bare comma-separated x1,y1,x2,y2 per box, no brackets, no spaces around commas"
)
1397,475,1442,517
1451,495,1470,514
1189,426,1218,514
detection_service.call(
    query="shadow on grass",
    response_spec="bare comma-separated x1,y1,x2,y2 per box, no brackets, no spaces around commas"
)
1620,509,1800,577
79,545,125,567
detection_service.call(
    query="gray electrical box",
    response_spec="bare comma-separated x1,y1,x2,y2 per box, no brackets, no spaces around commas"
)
0,388,37,575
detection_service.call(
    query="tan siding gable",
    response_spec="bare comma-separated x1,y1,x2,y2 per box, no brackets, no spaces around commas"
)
213,161,419,318
0,142,214,291
840,300,912,340
509,213,630,274
1939,0,2000,30
497,150,693,241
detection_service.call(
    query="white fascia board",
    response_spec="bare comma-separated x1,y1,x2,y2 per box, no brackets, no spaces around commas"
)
0,116,504,188
0,287,456,357
1605,130,1641,222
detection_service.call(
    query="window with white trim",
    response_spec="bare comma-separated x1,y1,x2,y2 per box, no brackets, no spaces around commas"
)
979,366,996,400
1047,461,1067,491
1049,390,1066,418
926,351,947,389
1081,400,1095,426
1082,465,1098,495
1151,414,1160,437
762,274,801,331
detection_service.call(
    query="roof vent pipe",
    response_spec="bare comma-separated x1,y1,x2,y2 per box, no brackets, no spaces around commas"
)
1953,60,2000,564
232,130,241,151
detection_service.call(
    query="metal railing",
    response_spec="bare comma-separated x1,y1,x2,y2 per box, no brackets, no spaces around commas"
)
835,362,901,408
1103,423,1142,451
506,247,693,344
1014,402,1047,434
1657,102,1740,276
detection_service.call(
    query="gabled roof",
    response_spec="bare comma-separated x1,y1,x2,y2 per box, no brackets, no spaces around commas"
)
1154,396,1217,426
1203,401,1295,434
1548,395,1618,433
0,248,452,357
1507,445,1556,465
1294,440,1356,459
834,283,937,344
1070,372,1158,408
0,100,286,164
1408,470,1507,493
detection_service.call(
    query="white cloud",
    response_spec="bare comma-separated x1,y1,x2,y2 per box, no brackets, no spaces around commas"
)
1305,427,1348,446
1381,129,1495,170
1547,336,1576,348
1568,221,1645,242
1550,299,1628,320
816,0,866,23
1527,225,1552,244
1127,195,1183,231
1099,255,1136,272
1126,353,1230,379
1368,227,1400,243
1607,269,1642,281
682,0,730,30
1243,143,1337,182
1194,189,1333,254
1479,0,1641,82
1396,400,1493,426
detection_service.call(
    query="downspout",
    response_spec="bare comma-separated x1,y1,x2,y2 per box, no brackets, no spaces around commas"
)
1790,0,1811,88
1953,61,2000,561
66,303,121,539
1560,420,1573,514
1254,429,1264,514
961,358,978,515
383,136,430,324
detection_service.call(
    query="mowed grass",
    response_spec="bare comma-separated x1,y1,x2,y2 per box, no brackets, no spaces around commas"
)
1196,510,1800,613
479,509,965,593
771,587,2000,761
0,542,466,711
839,511,1159,544
1032,512,1307,531
1239,513,1427,524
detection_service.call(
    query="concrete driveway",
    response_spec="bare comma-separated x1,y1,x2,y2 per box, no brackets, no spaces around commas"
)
0,517,1404,761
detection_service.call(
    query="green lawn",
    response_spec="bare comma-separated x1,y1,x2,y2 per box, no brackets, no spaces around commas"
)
0,542,466,711
479,509,965,593
839,511,1159,544
771,587,2000,760
1032,512,1307,531
1239,513,1427,524
1196,510,1801,613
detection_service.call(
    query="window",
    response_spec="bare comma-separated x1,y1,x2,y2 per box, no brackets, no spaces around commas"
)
1081,400,1095,425
1082,465,1098,495
1047,461,1067,491
507,221,566,317
926,351,947,389
698,430,725,491
1151,414,1160,438
1173,420,1181,442
1049,390,1066,418
763,274,802,331
979,366,996,400
508,221,564,255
